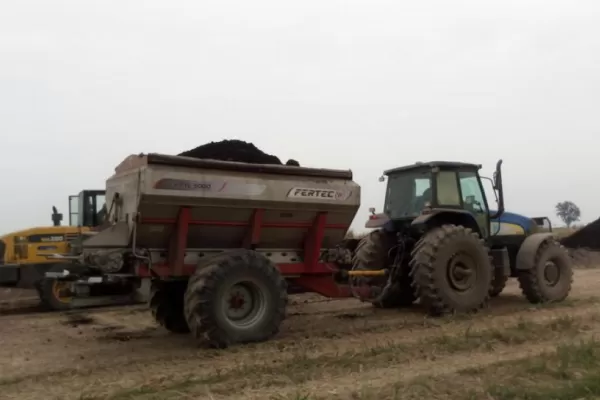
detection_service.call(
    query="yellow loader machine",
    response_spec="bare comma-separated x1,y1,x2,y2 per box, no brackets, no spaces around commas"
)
0,190,140,311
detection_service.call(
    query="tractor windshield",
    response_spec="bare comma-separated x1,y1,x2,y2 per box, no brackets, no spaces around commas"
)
384,170,432,219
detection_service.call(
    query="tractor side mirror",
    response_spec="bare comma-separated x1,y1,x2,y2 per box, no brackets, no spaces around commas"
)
378,175,385,182
368,207,376,215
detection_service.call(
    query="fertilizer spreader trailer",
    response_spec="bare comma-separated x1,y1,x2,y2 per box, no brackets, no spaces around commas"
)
47,153,573,348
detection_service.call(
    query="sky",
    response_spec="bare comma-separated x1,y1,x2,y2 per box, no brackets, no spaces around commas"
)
1,0,599,235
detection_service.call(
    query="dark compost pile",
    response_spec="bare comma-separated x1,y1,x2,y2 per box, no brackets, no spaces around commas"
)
178,140,282,165
178,139,299,166
560,217,600,251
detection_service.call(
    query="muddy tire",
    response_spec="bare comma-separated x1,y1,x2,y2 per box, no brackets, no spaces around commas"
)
183,249,288,348
489,268,508,297
37,264,82,311
372,272,417,308
149,280,189,333
517,239,573,303
352,230,415,308
410,225,492,316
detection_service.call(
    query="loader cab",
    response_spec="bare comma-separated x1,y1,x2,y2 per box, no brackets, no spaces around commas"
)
380,160,504,239
68,190,107,228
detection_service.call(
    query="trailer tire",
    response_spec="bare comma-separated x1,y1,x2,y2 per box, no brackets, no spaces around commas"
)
149,280,190,334
410,225,492,316
517,239,573,303
184,249,288,348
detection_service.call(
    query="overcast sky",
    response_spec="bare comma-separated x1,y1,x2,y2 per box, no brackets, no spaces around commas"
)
1,0,599,235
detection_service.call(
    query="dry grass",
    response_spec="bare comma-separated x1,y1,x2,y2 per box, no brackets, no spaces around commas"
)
2,270,600,400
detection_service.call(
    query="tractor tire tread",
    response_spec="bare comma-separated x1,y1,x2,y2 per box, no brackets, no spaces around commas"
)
149,280,190,333
410,224,493,316
517,239,573,303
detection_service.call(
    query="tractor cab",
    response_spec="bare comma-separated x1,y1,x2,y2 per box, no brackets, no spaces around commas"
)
68,190,107,228
367,160,504,240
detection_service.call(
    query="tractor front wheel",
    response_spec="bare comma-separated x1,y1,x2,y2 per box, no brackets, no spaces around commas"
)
410,224,493,316
517,239,573,303
183,249,288,348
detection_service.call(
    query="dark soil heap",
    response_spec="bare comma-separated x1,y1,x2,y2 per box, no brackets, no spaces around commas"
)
560,217,600,250
178,140,283,165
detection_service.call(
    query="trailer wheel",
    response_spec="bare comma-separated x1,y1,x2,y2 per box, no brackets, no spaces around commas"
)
184,249,288,348
149,280,189,333
410,225,492,316
517,240,573,303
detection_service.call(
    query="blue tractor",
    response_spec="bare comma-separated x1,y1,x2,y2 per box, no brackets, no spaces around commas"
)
349,159,573,315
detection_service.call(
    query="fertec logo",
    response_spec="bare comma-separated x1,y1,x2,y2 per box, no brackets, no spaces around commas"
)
287,187,350,201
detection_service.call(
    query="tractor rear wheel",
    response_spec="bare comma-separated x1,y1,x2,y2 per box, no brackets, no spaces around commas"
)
517,239,573,303
183,249,288,348
410,224,492,316
351,230,416,308
149,280,189,333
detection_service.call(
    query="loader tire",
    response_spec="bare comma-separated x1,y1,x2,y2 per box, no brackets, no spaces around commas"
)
410,225,492,316
149,280,189,334
37,264,83,311
352,230,415,308
517,239,573,303
184,249,288,348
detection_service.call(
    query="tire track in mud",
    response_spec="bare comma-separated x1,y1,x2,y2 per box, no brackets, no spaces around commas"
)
3,296,600,398
62,307,600,400
227,331,600,400
1,269,599,400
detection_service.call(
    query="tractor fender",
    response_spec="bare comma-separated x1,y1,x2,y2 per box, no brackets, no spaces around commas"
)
515,232,555,270
411,209,481,236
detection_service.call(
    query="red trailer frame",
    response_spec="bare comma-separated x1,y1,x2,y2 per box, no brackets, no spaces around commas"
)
137,207,353,298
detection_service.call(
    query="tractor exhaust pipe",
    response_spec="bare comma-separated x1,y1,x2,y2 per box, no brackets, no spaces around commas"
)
490,159,504,219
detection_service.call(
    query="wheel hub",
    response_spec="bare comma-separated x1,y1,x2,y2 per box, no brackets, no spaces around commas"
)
447,253,477,292
52,281,73,303
543,261,560,286
223,282,266,327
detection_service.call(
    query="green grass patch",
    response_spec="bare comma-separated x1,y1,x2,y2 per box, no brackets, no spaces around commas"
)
313,338,600,400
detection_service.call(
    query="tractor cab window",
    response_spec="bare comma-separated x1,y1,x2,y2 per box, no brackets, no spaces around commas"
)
95,194,106,223
384,170,432,218
70,191,107,227
436,171,461,206
69,195,79,226
459,171,488,214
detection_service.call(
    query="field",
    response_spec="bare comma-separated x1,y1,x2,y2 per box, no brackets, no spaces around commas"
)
2,266,600,400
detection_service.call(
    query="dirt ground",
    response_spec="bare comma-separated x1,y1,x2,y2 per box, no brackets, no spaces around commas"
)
2,269,600,400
